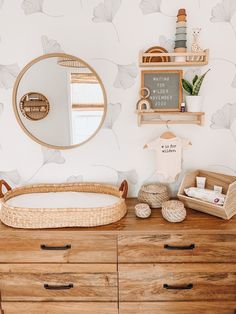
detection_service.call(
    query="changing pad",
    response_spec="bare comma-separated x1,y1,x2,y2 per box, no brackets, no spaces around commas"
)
0,181,128,229
6,192,120,209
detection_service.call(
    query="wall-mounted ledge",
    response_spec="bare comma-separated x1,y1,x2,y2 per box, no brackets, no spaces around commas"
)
139,49,209,67
136,110,205,126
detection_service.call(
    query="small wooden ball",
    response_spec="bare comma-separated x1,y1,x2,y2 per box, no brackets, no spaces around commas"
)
135,203,151,219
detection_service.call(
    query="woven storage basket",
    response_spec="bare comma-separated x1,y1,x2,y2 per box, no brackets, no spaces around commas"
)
135,203,151,218
138,184,169,208
0,180,128,229
162,200,186,223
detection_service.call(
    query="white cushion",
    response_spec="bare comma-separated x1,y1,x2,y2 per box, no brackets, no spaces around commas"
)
6,192,120,209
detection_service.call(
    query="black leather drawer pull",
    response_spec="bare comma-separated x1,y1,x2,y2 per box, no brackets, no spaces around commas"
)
164,244,195,250
40,244,71,250
163,283,193,290
44,283,74,290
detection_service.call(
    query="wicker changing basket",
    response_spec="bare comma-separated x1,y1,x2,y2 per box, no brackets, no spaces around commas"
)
138,183,169,208
0,180,128,229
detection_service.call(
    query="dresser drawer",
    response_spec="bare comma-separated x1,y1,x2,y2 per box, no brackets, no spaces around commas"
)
0,233,116,263
0,264,117,302
118,234,236,263
1,302,118,314
119,264,236,301
119,302,236,314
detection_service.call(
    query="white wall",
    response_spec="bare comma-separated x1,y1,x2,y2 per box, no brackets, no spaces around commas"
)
0,0,235,196
17,58,71,146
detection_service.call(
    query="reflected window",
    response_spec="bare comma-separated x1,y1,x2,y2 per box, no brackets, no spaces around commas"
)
70,73,104,143
72,110,103,143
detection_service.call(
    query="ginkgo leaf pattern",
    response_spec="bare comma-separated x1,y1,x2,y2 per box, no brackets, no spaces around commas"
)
139,0,173,17
21,0,63,17
140,0,162,15
41,35,63,54
117,169,138,186
158,35,174,52
22,0,43,15
93,0,121,22
210,58,236,88
231,70,236,88
211,103,236,142
0,103,4,116
103,103,121,148
103,103,121,129
25,147,65,183
208,164,236,175
67,175,84,183
210,0,236,36
92,0,121,42
0,63,20,89
211,0,236,22
94,164,138,186
94,58,138,89
0,0,234,197
114,63,138,89
0,170,21,185
42,147,65,165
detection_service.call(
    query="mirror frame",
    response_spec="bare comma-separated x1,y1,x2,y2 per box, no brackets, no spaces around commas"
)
13,53,107,150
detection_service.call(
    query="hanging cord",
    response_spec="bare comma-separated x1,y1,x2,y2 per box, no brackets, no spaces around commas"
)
166,120,171,130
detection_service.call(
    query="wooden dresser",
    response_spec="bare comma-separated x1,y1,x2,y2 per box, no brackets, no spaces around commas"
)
0,198,236,314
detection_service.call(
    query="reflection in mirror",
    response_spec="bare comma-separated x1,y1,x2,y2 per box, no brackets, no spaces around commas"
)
13,54,106,149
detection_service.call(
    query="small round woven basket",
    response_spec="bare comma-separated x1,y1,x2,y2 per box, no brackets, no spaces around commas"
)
138,184,169,208
161,200,186,223
135,203,151,219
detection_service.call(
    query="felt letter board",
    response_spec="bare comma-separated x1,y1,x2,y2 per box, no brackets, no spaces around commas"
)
141,70,183,111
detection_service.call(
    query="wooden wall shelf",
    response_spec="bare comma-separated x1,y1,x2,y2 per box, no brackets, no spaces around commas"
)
139,49,209,67
136,110,205,126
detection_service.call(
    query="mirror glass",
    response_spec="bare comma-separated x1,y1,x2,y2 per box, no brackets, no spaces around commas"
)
13,53,107,149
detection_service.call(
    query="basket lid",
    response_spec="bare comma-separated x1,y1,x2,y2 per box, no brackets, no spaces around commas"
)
141,184,167,194
162,200,185,210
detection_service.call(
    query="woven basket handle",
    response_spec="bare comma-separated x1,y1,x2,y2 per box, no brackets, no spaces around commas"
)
119,180,128,199
0,180,12,198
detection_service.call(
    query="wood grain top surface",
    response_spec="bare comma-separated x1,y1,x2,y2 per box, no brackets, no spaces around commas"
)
0,198,235,235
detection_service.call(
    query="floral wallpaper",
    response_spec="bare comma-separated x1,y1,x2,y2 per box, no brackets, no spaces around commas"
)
0,0,235,195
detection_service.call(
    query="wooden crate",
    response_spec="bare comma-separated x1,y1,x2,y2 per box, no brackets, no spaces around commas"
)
177,170,236,220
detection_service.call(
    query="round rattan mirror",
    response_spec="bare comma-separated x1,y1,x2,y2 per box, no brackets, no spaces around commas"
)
13,53,107,149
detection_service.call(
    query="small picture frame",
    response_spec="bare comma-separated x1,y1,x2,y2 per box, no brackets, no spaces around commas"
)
141,70,183,111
